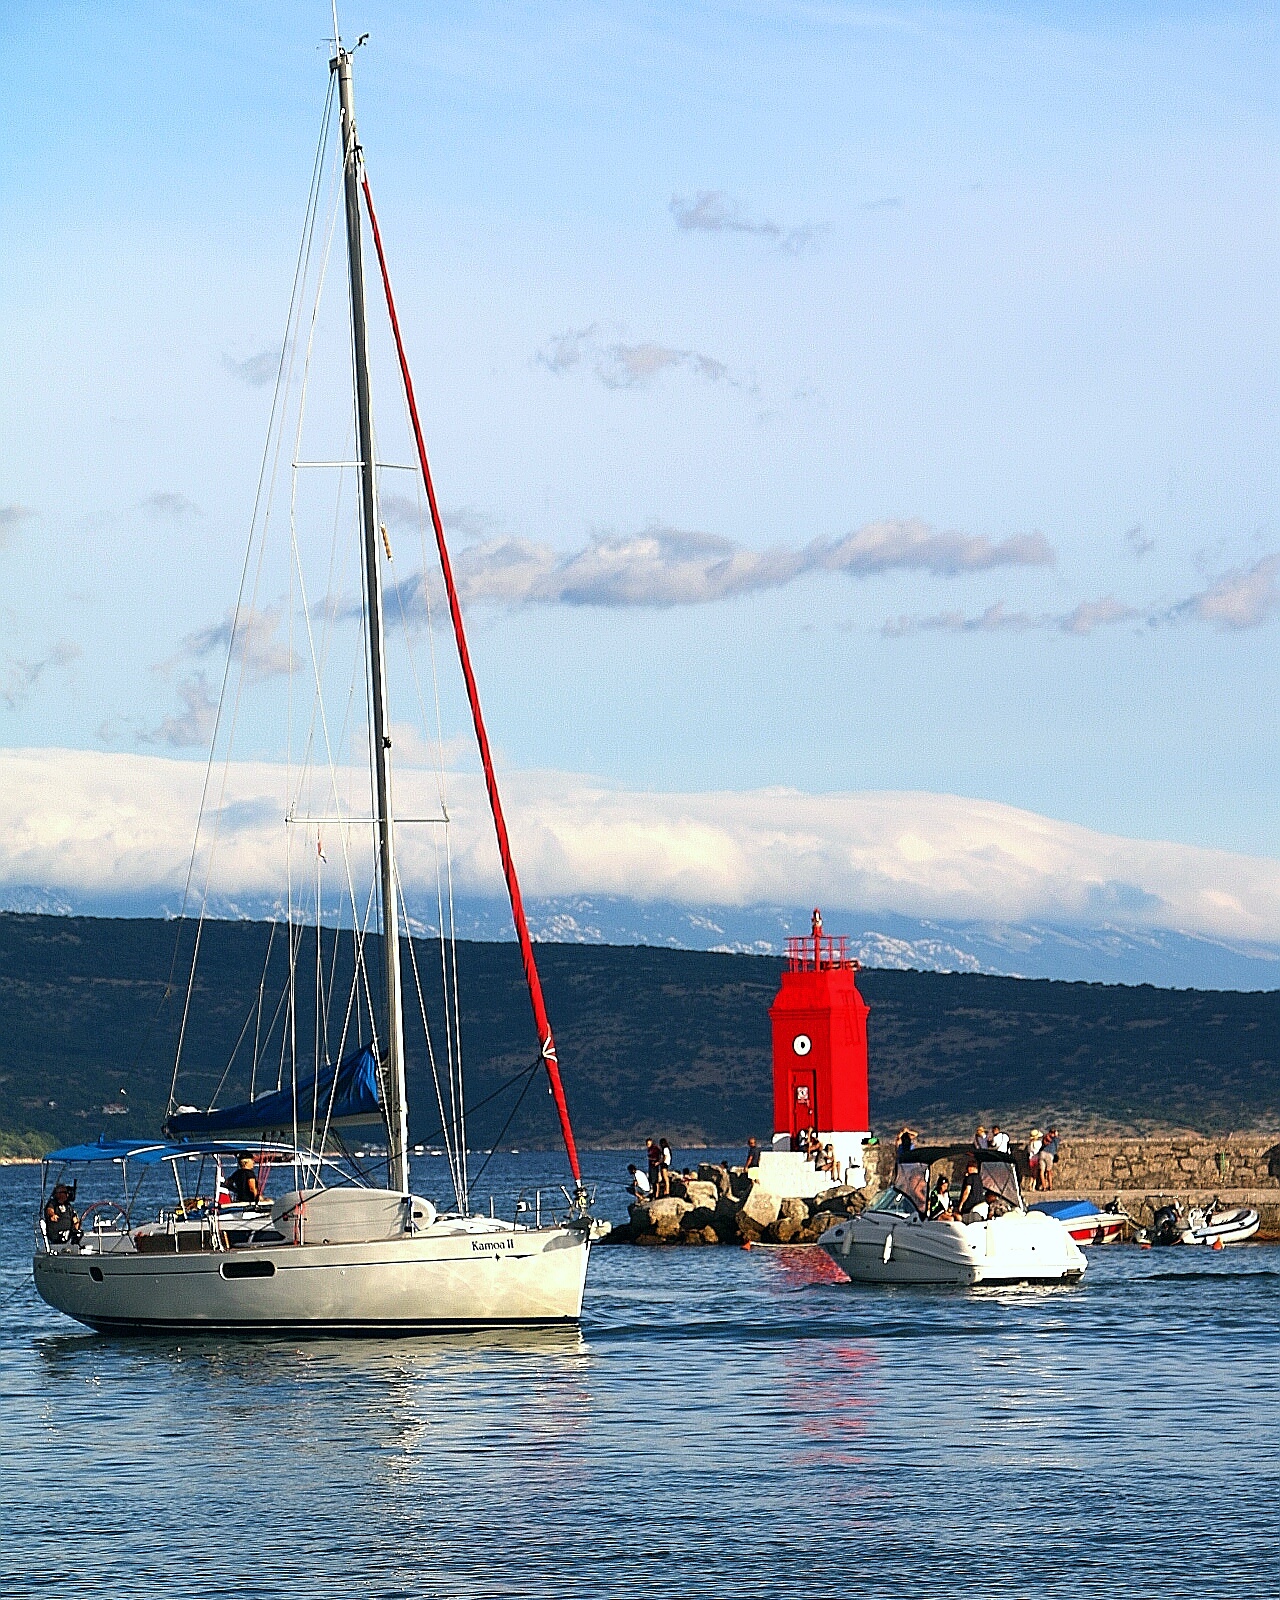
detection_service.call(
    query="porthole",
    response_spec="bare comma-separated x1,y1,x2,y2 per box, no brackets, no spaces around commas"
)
89,1265,104,1283
792,1034,812,1056
220,1258,276,1280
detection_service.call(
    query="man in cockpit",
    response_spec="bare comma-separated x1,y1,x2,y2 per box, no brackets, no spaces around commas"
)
227,1153,262,1205
44,1182,82,1246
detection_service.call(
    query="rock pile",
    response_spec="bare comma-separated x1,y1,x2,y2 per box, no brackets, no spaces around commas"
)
603,1163,865,1247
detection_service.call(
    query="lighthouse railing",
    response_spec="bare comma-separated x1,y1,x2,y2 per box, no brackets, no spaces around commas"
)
784,934,859,973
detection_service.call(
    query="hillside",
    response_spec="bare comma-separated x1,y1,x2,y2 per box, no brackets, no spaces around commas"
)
0,913,1277,1155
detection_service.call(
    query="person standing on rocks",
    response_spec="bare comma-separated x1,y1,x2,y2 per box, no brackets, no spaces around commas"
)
1039,1127,1060,1190
745,1136,761,1167
659,1138,674,1195
647,1139,663,1196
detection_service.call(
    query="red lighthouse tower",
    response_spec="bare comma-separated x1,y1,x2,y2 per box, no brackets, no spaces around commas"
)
755,910,873,1196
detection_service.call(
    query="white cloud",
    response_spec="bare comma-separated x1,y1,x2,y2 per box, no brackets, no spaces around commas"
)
0,505,36,548
1,749,1277,945
669,191,821,254
538,324,739,390
1179,553,1280,631
139,673,218,749
140,492,201,521
1,641,80,712
221,349,280,388
885,554,1280,639
384,519,1054,616
884,596,1136,638
177,604,299,685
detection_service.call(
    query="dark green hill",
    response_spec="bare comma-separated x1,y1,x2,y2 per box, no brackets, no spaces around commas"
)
0,913,1276,1156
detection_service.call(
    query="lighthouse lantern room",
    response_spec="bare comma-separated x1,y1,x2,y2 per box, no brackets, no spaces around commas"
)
753,910,874,1198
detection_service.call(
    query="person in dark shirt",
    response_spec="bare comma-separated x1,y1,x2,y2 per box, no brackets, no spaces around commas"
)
895,1126,918,1164
44,1182,81,1246
956,1159,984,1217
227,1153,261,1204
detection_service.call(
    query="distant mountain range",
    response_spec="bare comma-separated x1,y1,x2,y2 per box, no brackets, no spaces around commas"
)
0,885,1275,990
2,914,1278,1157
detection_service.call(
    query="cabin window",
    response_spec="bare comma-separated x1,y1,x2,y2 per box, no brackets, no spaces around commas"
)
219,1258,276,1280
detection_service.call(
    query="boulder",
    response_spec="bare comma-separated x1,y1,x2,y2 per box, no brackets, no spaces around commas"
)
647,1196,693,1237
739,1186,782,1230
684,1180,720,1212
729,1167,755,1200
779,1196,809,1225
774,1215,803,1244
815,1185,861,1211
667,1175,690,1200
698,1162,733,1196
736,1211,766,1242
682,1206,719,1233
628,1202,655,1234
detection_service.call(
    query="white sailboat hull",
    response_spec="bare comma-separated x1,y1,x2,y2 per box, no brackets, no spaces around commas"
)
819,1209,1087,1286
34,1223,591,1334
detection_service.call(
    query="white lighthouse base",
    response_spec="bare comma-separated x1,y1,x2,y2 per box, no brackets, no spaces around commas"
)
752,1132,874,1199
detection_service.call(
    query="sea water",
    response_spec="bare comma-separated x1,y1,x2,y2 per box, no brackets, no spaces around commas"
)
2,1153,1277,1599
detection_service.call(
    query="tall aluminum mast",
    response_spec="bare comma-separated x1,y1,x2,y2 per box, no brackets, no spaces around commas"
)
333,46,410,1194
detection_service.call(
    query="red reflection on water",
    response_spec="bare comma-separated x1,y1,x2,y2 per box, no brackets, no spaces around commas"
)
761,1243,850,1288
782,1341,881,1477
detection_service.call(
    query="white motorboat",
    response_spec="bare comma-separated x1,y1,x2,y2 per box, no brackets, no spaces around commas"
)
34,32,593,1334
819,1146,1087,1286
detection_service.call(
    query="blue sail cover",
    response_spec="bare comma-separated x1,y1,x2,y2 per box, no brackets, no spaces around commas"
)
164,1044,384,1138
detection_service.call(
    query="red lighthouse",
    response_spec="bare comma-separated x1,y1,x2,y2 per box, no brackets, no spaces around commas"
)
755,910,873,1196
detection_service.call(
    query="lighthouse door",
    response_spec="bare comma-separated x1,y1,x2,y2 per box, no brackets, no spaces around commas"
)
790,1070,818,1140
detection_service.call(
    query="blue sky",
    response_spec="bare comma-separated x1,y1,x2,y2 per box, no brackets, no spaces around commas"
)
1,1,1277,936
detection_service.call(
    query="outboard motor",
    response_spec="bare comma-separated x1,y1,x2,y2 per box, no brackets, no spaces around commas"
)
1150,1201,1185,1247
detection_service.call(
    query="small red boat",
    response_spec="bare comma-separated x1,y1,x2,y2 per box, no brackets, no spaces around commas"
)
1030,1198,1129,1244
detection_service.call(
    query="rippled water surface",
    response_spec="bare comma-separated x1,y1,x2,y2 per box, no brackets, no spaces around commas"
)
3,1156,1277,1598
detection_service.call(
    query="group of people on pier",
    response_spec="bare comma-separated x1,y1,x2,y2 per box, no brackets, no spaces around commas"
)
627,1137,675,1198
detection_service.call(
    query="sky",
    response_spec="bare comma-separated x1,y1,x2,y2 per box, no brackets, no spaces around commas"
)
1,1,1277,948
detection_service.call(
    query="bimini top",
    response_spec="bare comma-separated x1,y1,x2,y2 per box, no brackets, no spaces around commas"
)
42,1136,305,1167
163,1042,384,1139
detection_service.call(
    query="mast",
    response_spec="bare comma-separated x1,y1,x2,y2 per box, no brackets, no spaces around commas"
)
332,47,410,1194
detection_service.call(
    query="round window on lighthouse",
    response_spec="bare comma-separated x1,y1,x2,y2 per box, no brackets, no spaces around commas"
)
792,1034,812,1056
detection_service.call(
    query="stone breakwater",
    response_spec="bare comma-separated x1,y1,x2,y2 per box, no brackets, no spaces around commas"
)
605,1164,865,1248
608,1133,1280,1245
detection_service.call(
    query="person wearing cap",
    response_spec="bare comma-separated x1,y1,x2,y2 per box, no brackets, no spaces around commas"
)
44,1182,82,1247
227,1152,262,1204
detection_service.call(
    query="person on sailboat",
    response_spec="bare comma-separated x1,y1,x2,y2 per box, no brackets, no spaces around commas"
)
227,1153,261,1205
44,1183,81,1247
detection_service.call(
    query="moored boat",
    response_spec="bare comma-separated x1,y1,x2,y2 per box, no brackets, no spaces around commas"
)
33,30,593,1334
1030,1197,1129,1245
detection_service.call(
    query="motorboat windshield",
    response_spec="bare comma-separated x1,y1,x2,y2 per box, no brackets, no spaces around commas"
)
979,1158,1024,1210
891,1161,929,1215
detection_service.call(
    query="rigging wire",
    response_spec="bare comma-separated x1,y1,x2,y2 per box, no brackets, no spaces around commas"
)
167,76,337,1114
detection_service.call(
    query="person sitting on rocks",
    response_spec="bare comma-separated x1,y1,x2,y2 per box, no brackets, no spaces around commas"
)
927,1176,955,1219
804,1129,822,1162
821,1143,838,1177
627,1163,651,1199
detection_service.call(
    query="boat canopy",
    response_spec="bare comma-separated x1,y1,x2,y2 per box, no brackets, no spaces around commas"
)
42,1136,304,1168
163,1043,384,1138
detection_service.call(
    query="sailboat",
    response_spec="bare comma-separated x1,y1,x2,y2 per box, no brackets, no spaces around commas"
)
33,38,593,1333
